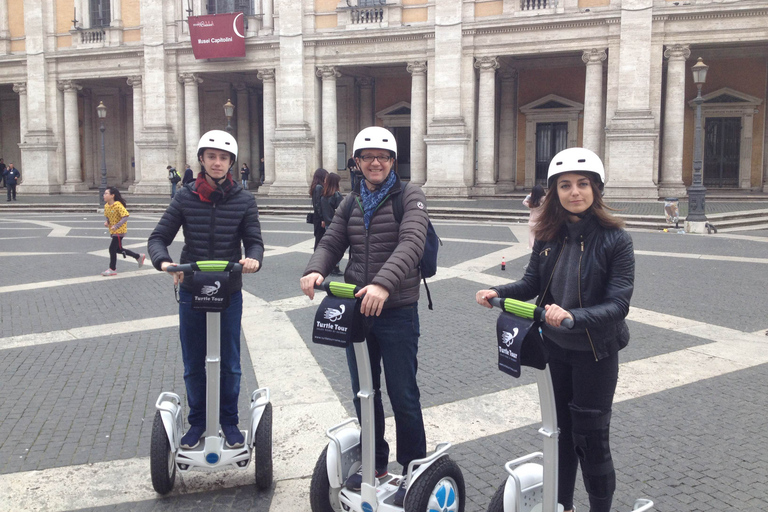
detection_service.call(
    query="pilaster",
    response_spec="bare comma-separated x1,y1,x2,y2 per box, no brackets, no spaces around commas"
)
317,66,341,173
497,69,518,192
407,62,427,186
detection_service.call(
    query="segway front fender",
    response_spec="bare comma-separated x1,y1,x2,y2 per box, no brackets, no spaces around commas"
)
325,420,361,489
248,388,270,446
155,392,183,451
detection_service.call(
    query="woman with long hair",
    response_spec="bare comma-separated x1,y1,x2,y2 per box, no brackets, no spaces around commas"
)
102,186,145,276
309,168,329,250
475,148,634,512
320,172,344,274
523,184,546,249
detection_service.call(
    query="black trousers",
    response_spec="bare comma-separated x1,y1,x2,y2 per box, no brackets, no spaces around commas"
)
6,184,16,200
545,336,619,512
313,220,325,250
109,235,140,270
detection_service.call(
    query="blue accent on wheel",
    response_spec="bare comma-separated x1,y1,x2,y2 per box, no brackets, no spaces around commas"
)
206,452,219,464
436,485,446,505
361,502,374,512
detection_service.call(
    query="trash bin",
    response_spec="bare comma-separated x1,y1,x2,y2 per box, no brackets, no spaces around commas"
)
664,198,680,228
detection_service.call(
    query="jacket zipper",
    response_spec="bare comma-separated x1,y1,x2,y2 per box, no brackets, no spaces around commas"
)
578,238,599,361
208,202,216,259
537,237,567,308
362,193,393,284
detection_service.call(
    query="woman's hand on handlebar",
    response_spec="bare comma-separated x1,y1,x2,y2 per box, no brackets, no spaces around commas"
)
239,257,260,273
475,289,499,309
161,261,184,286
300,272,324,300
543,304,574,328
356,284,389,317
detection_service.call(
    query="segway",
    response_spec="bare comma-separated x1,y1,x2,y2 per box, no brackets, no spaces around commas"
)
483,297,653,512
150,261,273,494
309,281,465,512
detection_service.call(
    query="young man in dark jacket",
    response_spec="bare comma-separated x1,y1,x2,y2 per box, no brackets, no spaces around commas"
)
4,163,20,201
181,164,194,185
300,126,429,507
148,130,264,450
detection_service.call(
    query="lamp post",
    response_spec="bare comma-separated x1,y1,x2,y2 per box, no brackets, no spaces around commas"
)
686,57,708,228
97,101,108,206
224,98,234,133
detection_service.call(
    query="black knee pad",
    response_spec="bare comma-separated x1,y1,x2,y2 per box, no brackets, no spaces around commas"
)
569,404,616,498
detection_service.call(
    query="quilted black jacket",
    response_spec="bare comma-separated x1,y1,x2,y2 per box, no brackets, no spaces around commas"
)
148,181,264,293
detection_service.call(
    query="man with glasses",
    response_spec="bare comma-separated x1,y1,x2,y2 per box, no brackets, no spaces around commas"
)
300,126,429,507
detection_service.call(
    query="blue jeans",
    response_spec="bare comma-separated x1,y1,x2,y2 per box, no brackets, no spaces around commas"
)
179,289,243,427
171,182,177,198
242,179,248,189
345,303,426,470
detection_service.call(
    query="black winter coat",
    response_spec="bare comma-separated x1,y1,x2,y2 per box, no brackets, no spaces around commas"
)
148,181,264,293
492,214,635,360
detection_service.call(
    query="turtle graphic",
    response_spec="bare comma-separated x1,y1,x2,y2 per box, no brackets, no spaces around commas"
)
323,304,346,322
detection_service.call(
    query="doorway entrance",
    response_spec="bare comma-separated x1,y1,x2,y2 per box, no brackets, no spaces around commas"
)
535,122,567,186
703,117,740,188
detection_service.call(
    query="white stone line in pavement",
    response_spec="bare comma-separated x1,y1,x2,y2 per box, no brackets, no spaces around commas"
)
0,315,178,351
0,268,157,294
4,218,71,237
0,252,77,257
634,249,768,265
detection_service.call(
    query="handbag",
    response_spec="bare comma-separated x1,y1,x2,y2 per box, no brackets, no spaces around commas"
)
306,212,314,224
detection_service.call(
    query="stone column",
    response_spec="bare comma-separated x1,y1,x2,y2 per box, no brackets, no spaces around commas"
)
357,77,374,129
127,76,143,188
407,61,427,185
58,80,88,191
234,83,251,176
317,66,340,173
660,44,690,197
0,0,10,54
82,90,95,187
13,82,27,145
474,56,499,190
248,87,262,184
582,48,607,155
257,68,276,186
497,69,517,191
179,73,202,171
262,0,273,33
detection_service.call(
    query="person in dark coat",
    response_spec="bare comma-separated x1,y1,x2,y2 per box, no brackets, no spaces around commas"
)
4,163,21,201
309,167,329,250
0,158,6,188
181,164,194,185
148,130,264,451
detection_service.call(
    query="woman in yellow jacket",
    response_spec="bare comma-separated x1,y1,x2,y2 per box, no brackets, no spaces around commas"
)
102,186,145,276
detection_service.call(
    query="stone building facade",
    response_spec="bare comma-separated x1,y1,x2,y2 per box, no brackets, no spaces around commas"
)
0,0,766,197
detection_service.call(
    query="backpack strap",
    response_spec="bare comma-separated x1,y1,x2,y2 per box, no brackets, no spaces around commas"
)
395,182,434,310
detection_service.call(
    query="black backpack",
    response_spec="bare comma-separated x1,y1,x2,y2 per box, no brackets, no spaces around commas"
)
347,182,442,309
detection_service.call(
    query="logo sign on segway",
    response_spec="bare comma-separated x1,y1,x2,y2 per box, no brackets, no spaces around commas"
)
312,295,366,348
361,502,374,512
192,271,231,312
496,312,535,378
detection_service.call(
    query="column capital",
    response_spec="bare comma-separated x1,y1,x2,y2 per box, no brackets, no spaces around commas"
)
474,56,500,72
664,44,691,61
356,76,374,88
500,69,518,82
178,73,203,85
582,48,608,65
13,82,26,95
316,66,341,80
407,61,427,76
57,80,82,92
127,76,142,88
233,82,249,93
257,68,276,83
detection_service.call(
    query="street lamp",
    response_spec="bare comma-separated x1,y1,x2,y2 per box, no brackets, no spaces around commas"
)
224,98,234,133
686,57,709,227
97,101,108,206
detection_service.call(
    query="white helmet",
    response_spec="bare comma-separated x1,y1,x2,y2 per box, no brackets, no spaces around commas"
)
197,130,238,163
353,126,397,159
547,147,605,190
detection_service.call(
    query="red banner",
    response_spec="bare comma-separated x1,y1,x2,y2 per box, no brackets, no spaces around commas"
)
188,13,245,60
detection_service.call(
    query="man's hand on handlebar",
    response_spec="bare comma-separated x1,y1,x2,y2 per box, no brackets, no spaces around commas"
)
356,284,389,317
161,261,184,286
475,289,499,309
239,258,260,273
300,272,324,300
543,304,574,328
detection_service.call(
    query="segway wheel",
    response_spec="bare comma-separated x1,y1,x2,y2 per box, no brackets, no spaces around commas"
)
150,410,176,494
309,446,344,512
486,481,506,512
404,456,465,512
254,402,273,490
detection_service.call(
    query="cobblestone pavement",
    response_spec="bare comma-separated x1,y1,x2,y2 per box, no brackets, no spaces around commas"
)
1,209,767,512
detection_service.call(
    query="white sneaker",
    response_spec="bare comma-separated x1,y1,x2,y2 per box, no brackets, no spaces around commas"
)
137,253,146,268
101,269,117,276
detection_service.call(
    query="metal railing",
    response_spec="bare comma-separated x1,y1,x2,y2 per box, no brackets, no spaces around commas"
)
520,0,558,10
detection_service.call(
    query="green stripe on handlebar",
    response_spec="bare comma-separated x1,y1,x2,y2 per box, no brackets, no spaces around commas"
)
502,298,537,319
195,260,230,272
328,282,358,299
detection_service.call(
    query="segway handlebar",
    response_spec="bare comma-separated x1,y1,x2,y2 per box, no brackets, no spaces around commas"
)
165,261,243,274
314,281,361,298
489,296,574,329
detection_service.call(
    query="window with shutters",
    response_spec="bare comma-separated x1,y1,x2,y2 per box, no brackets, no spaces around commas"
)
89,0,111,27
206,0,254,15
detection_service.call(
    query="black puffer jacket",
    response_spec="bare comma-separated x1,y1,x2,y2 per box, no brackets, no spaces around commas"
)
304,173,428,309
492,214,634,360
148,180,264,293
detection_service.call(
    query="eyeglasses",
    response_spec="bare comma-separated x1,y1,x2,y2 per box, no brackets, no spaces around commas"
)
358,155,392,163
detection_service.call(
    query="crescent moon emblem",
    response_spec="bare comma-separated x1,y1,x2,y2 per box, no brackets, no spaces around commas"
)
233,12,244,38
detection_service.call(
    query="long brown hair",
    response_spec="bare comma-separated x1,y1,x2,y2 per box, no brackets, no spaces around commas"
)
322,172,341,197
533,173,624,241
308,168,328,197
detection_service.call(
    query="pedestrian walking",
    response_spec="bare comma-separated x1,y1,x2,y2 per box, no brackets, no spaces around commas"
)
320,172,344,274
101,186,146,276
523,184,546,249
309,167,329,250
167,165,181,198
240,163,250,189
4,163,21,201
300,126,430,507
148,130,264,451
0,158,6,188
475,147,634,512
181,164,194,185
259,157,265,186
347,155,361,191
